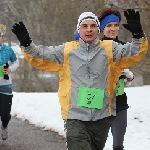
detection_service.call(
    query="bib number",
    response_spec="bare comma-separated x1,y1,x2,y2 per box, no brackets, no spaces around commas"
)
0,66,4,77
77,86,104,109
116,79,124,96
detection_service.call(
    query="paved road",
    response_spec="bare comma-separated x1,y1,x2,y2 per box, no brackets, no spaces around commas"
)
0,117,67,150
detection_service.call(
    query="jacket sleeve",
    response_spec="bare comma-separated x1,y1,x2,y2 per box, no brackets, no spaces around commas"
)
122,69,134,79
112,38,148,69
121,69,134,87
21,42,65,72
9,47,19,72
9,59,19,72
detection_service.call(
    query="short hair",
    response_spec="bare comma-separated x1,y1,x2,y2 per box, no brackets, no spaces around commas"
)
98,8,121,23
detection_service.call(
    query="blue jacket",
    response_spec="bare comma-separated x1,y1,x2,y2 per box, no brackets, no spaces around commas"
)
0,44,19,94
0,44,17,65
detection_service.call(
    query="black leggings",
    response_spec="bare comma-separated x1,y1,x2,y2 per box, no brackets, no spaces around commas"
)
0,93,12,128
111,109,127,148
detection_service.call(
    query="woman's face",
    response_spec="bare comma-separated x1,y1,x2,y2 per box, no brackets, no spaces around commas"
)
103,22,119,39
0,35,3,44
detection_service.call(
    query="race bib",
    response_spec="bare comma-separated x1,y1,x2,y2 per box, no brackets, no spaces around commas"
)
77,86,104,109
116,79,124,96
0,66,4,77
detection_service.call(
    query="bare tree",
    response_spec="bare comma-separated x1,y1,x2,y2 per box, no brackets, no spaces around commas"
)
1,0,149,88
0,0,107,92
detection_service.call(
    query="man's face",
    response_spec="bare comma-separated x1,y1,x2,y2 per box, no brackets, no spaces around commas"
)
79,20,99,43
103,22,119,39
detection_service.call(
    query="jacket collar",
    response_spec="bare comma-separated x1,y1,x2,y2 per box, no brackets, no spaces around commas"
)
102,36,125,45
102,35,120,41
78,37,100,50
0,43,4,50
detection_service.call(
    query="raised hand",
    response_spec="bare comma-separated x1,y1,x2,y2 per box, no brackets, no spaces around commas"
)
122,9,143,39
12,21,32,47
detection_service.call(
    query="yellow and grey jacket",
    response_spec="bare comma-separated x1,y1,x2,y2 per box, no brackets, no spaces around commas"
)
21,37,148,121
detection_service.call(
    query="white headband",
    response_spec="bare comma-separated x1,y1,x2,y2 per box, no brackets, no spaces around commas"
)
77,12,100,33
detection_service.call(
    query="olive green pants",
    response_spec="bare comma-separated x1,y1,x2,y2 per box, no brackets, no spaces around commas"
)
65,116,113,150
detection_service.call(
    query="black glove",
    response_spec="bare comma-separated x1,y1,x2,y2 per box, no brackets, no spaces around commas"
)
4,63,9,80
12,21,32,47
122,9,143,39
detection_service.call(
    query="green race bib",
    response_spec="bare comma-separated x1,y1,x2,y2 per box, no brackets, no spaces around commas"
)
0,66,4,77
77,86,104,109
116,79,124,96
